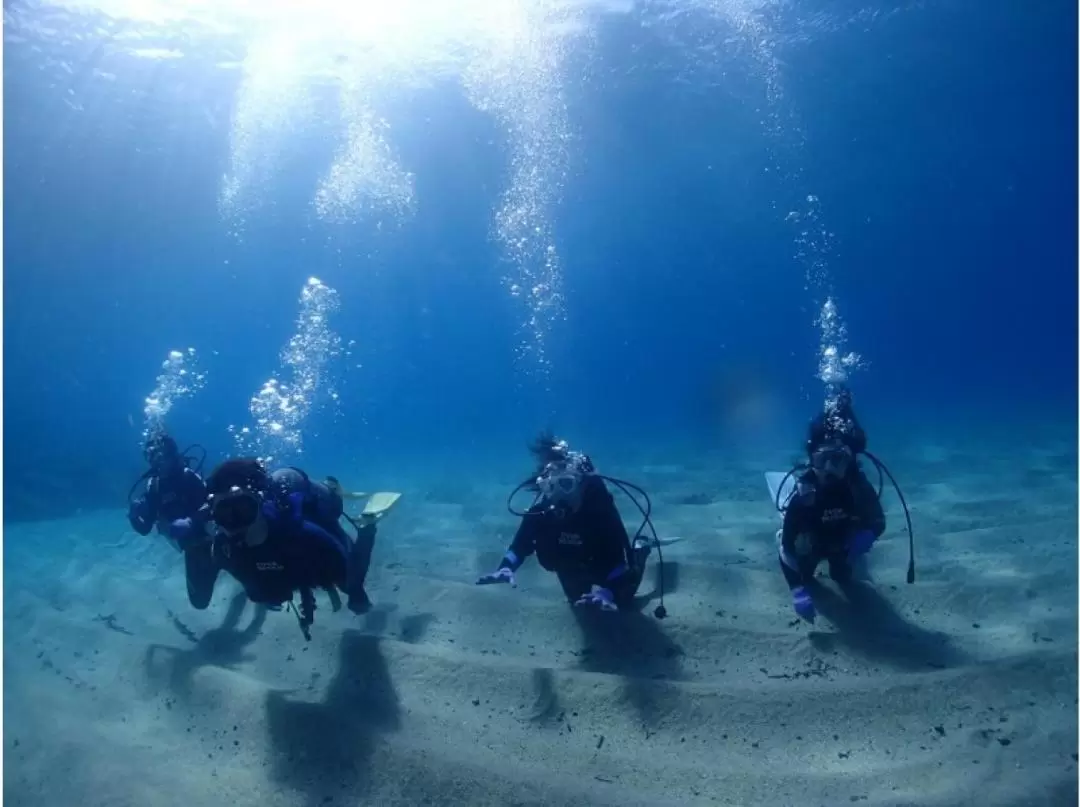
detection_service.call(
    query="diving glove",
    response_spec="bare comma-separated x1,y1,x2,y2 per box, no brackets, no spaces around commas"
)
575,585,617,612
847,529,875,563
476,567,517,587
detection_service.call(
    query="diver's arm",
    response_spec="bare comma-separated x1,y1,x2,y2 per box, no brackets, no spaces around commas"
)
182,468,209,508
127,478,159,536
780,504,799,557
159,471,212,548
779,500,818,621
778,502,810,589
165,503,214,551
478,518,537,585
501,516,540,572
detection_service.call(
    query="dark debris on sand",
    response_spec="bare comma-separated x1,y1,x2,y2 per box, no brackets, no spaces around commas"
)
94,613,133,636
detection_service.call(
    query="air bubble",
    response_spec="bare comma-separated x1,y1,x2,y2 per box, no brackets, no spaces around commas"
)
231,278,343,463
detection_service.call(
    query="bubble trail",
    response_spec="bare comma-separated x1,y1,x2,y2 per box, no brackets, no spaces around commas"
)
230,277,343,465
142,347,206,442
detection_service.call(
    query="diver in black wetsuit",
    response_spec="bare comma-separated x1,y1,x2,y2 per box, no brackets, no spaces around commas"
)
778,440,886,622
777,386,915,622
127,431,209,552
804,387,880,531
476,434,654,613
183,458,376,637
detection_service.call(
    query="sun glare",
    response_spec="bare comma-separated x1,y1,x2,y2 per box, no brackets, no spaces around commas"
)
55,0,541,46
35,0,599,372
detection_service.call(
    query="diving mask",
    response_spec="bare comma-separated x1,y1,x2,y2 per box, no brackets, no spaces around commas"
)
210,485,263,534
811,442,854,484
536,450,594,511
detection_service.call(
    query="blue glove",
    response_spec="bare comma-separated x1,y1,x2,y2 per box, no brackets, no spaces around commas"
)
847,529,875,563
792,586,815,623
575,585,618,612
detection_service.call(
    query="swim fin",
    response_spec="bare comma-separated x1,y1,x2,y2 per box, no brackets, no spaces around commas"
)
340,492,403,524
360,492,401,518
326,476,401,517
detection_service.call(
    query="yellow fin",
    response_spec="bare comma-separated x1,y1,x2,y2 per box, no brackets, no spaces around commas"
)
359,491,402,518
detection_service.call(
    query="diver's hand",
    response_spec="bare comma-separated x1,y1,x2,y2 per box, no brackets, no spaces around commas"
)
166,517,195,541
476,567,516,587
847,529,875,563
127,501,152,535
575,585,618,612
792,585,815,623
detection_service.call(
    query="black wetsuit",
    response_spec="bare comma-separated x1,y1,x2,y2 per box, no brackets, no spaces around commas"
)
127,466,208,550
185,468,375,613
500,476,646,608
779,468,885,589
204,503,350,607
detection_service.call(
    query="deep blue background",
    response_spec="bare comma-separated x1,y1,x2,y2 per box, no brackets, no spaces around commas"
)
4,0,1076,521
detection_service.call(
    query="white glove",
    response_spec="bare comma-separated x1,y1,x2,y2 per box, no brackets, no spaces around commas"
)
574,585,617,612
476,567,517,587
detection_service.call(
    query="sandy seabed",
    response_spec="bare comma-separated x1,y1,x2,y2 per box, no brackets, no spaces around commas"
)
4,435,1077,806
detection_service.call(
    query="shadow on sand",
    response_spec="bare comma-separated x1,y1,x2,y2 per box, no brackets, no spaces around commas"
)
636,558,680,609
808,579,968,671
265,630,402,807
570,577,684,727
525,667,562,723
145,592,267,699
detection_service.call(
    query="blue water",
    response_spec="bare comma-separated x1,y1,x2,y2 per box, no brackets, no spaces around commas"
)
4,1,1076,522
3,3,1078,804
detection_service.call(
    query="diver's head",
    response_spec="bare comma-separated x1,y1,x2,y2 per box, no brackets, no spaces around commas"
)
144,432,181,473
810,441,854,487
324,475,343,498
834,386,853,412
528,430,571,467
206,458,269,540
533,440,595,516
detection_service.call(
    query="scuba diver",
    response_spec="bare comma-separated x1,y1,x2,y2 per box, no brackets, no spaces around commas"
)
127,431,210,552
185,458,379,640
476,433,668,618
774,386,914,623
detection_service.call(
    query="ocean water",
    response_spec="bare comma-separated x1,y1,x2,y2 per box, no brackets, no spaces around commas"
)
3,1,1077,805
